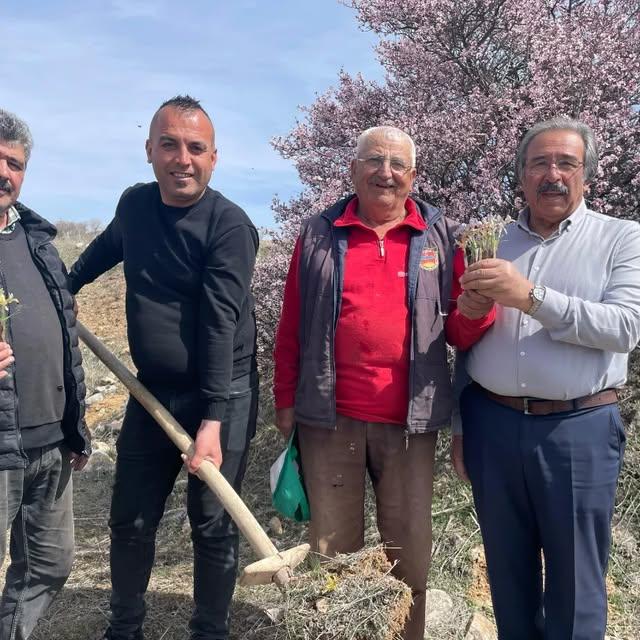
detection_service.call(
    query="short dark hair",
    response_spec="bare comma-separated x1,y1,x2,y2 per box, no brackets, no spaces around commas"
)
516,117,599,183
155,94,211,123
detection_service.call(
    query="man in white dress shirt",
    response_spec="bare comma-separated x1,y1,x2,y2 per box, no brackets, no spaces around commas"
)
449,117,640,639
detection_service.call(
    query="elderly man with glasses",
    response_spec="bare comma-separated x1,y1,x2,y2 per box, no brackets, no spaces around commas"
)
447,117,640,639
273,126,487,640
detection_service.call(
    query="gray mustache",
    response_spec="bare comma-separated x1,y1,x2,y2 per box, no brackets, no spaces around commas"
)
538,182,568,195
0,178,12,193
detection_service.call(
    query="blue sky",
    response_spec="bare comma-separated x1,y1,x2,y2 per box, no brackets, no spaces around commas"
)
3,1,383,228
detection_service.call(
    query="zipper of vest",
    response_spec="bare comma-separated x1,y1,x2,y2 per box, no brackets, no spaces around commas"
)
0,266,24,461
378,238,385,258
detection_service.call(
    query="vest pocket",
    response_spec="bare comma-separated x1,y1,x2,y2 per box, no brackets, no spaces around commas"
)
414,267,441,302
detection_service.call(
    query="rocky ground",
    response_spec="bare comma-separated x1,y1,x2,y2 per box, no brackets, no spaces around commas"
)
7,225,638,639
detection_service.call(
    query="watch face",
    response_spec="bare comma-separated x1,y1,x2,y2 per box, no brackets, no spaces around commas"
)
533,285,545,301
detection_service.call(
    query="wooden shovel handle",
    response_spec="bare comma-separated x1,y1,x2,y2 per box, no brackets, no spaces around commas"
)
76,320,278,561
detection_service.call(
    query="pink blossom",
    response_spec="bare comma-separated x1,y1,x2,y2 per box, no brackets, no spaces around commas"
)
255,0,640,375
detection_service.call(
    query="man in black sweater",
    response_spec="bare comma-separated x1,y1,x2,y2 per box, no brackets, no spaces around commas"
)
68,96,259,640
0,108,90,639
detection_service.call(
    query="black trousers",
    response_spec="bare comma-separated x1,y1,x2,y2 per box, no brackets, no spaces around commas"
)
461,383,625,640
108,372,258,640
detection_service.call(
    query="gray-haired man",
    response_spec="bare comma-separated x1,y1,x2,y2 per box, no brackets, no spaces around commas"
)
0,108,90,639
449,117,640,638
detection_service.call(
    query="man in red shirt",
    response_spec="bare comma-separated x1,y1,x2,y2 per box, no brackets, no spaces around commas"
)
273,126,489,639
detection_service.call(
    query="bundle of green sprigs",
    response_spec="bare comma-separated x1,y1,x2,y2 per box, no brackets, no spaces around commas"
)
456,214,513,265
0,287,19,340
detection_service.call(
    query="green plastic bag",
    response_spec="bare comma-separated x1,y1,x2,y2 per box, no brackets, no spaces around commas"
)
270,427,310,522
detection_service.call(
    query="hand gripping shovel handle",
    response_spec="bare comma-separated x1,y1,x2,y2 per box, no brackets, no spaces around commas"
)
75,321,282,565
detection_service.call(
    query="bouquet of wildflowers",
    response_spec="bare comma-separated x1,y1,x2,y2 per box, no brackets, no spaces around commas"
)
0,288,19,340
456,214,513,265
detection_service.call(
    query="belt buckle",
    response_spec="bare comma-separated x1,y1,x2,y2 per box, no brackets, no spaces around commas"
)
523,397,531,415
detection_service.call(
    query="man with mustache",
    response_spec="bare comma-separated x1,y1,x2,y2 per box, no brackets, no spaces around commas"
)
0,108,90,639
274,126,486,639
447,117,640,638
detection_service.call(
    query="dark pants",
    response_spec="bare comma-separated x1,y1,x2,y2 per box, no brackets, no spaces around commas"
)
461,384,625,640
108,372,258,640
298,416,437,640
0,444,74,640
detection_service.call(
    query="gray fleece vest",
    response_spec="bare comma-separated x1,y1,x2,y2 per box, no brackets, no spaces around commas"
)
294,196,458,433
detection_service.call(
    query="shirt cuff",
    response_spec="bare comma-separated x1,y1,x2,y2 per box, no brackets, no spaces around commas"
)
274,389,296,410
530,287,570,327
203,399,228,421
447,306,496,351
67,274,80,295
459,309,495,330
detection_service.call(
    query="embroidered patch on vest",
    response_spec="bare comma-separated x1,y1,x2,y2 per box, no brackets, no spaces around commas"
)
420,247,439,271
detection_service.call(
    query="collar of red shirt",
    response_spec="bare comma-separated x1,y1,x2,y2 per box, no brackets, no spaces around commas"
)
333,197,427,232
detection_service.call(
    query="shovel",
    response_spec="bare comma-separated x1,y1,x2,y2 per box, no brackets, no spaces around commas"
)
76,320,309,589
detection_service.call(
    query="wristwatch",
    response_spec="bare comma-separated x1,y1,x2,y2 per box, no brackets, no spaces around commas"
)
527,284,546,316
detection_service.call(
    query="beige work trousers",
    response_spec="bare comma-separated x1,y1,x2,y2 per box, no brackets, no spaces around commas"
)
297,414,437,640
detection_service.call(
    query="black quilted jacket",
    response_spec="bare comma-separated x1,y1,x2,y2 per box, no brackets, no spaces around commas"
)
0,203,90,469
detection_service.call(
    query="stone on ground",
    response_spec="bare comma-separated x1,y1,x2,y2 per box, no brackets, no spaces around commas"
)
424,588,454,628
464,611,497,640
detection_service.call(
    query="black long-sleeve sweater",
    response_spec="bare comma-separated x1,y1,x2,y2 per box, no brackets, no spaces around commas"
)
68,182,259,421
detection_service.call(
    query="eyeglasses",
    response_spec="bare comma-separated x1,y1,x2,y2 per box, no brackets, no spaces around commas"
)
525,159,584,177
356,155,414,176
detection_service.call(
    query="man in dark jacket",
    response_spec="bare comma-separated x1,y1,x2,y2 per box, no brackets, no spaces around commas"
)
0,108,90,640
68,95,259,640
274,126,487,640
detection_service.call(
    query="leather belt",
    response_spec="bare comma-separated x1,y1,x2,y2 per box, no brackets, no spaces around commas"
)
475,384,618,416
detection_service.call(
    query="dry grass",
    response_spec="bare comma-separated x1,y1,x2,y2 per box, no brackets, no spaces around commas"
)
605,354,640,640
240,547,412,640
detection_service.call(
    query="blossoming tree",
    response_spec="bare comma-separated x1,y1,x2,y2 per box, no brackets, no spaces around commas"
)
254,0,640,370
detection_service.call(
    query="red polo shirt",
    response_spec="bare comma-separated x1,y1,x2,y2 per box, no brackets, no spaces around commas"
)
274,198,425,425
273,198,494,424
332,198,426,424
